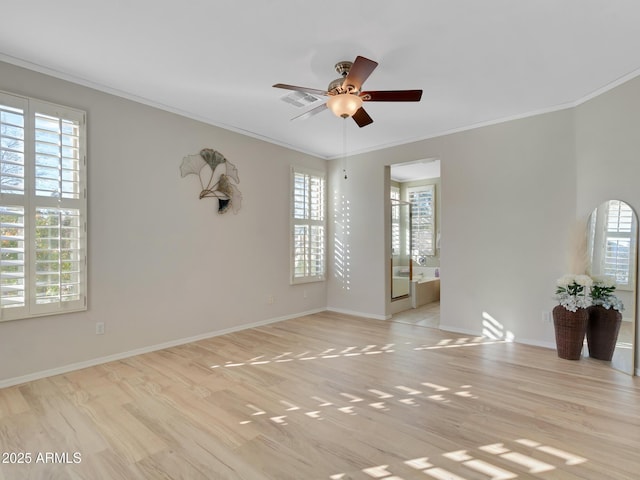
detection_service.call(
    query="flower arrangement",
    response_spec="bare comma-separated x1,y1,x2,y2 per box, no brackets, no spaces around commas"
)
555,274,593,312
590,276,624,311
555,274,625,312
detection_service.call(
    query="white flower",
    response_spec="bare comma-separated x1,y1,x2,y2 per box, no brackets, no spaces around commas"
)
574,274,593,287
557,292,592,312
590,275,624,311
555,273,623,312
556,274,575,288
555,273,592,311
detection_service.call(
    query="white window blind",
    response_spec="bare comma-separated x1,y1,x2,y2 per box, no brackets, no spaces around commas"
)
0,91,86,321
408,184,435,262
390,187,400,256
604,200,634,287
0,206,25,309
291,167,325,284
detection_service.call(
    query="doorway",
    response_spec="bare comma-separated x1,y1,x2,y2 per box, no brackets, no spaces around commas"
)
388,159,441,326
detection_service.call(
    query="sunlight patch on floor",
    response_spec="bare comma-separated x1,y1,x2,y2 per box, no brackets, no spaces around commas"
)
238,381,478,426
414,337,504,351
330,438,587,479
209,343,398,369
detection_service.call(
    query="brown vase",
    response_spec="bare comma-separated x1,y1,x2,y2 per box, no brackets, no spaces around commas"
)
552,305,588,360
587,305,622,361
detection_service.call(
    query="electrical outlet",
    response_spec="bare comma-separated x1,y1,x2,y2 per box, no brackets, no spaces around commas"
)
542,311,552,323
95,322,105,334
266,295,275,305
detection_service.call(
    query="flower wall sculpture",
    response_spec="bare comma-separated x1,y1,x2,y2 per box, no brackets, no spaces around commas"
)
180,148,242,214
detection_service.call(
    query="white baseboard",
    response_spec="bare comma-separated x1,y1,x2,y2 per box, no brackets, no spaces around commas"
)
3,309,632,388
439,324,556,350
0,308,325,389
515,338,556,350
437,324,479,336
325,306,391,321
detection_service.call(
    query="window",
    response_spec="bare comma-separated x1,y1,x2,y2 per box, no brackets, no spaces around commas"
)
390,186,400,256
604,200,634,287
0,91,87,321
408,184,435,262
291,167,325,284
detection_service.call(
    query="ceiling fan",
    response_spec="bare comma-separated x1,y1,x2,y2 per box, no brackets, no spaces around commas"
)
273,56,422,127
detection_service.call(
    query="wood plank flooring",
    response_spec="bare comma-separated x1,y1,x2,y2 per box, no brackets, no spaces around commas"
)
1,307,639,479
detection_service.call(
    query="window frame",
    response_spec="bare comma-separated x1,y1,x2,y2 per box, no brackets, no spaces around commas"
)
407,184,435,263
603,200,635,290
0,90,87,322
390,186,401,257
290,166,326,285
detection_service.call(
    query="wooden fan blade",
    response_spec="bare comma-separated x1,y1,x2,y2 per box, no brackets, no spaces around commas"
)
273,83,328,96
361,90,423,102
342,56,378,92
352,107,373,128
291,103,327,121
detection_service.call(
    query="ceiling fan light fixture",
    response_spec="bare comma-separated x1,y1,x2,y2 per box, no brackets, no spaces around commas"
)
327,93,363,118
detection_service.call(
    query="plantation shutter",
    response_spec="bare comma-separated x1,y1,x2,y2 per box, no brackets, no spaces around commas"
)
0,94,27,313
390,187,400,256
0,206,26,309
0,91,86,321
291,167,325,284
604,201,634,287
408,185,435,262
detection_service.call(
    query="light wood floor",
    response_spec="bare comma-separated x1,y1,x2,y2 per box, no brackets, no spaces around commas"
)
392,301,440,329
1,308,639,479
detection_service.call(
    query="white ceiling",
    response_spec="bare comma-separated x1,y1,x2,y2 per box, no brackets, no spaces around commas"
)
2,1,640,159
391,159,441,182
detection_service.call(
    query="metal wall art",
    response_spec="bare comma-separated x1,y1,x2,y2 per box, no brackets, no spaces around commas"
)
180,148,242,214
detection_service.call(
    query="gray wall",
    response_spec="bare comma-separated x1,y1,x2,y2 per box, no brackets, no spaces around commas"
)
327,74,640,367
327,110,576,349
0,61,327,384
3,58,640,384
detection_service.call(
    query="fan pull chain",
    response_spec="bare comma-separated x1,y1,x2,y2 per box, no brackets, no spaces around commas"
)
342,118,348,180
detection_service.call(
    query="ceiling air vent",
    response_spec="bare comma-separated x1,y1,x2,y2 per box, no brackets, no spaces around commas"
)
281,91,323,108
